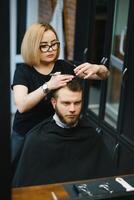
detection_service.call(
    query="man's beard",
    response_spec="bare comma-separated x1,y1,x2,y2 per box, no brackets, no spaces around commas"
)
55,106,80,126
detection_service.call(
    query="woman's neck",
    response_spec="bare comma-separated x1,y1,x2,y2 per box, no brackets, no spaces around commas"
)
34,62,55,75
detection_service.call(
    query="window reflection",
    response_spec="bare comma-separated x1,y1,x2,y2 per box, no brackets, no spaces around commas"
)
88,1,108,115
104,0,129,128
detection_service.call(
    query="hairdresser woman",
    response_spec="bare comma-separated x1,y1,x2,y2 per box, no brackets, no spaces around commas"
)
11,22,109,166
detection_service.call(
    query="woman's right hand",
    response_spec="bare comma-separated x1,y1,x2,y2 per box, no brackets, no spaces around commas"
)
47,74,74,91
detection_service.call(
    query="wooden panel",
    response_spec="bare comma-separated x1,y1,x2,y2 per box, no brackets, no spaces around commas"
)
12,184,69,200
12,175,134,200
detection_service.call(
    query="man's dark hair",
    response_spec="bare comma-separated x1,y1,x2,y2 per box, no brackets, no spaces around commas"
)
66,77,83,91
51,77,83,98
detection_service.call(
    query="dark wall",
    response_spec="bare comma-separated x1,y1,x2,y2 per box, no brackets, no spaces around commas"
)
0,0,11,199
121,0,134,142
74,0,95,62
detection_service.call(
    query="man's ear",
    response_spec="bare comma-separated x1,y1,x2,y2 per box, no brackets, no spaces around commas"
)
51,97,56,109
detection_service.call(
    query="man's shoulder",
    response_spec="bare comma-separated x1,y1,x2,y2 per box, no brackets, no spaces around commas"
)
78,115,95,128
26,116,54,138
78,115,103,138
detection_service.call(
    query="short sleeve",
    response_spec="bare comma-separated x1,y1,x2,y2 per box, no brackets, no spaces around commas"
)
11,64,30,90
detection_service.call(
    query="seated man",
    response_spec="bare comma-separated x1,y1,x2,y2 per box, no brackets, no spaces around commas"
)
12,77,115,187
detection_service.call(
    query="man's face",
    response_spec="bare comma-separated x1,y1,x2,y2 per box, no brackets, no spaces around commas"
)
51,87,82,126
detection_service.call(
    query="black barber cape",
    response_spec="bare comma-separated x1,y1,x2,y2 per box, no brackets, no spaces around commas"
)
12,116,115,187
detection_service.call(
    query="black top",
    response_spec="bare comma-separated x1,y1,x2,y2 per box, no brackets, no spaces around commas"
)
11,59,75,135
12,116,115,187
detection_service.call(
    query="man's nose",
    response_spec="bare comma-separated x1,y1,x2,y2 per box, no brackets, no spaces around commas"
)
69,104,75,112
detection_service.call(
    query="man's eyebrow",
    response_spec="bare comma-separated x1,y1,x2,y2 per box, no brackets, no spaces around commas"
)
40,39,57,44
61,100,82,103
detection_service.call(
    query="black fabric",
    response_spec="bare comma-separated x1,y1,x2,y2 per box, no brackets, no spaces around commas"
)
12,116,115,187
11,59,75,135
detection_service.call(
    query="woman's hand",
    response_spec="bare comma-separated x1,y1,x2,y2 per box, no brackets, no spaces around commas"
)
74,62,110,80
47,74,74,90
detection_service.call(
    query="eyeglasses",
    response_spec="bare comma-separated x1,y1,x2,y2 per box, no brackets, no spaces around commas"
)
39,41,60,53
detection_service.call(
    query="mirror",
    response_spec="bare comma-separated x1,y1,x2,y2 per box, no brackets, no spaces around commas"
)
10,0,131,190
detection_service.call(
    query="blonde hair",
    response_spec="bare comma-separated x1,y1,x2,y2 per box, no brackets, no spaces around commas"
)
21,23,60,66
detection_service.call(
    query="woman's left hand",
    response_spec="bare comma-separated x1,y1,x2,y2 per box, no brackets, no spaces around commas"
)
74,62,110,80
